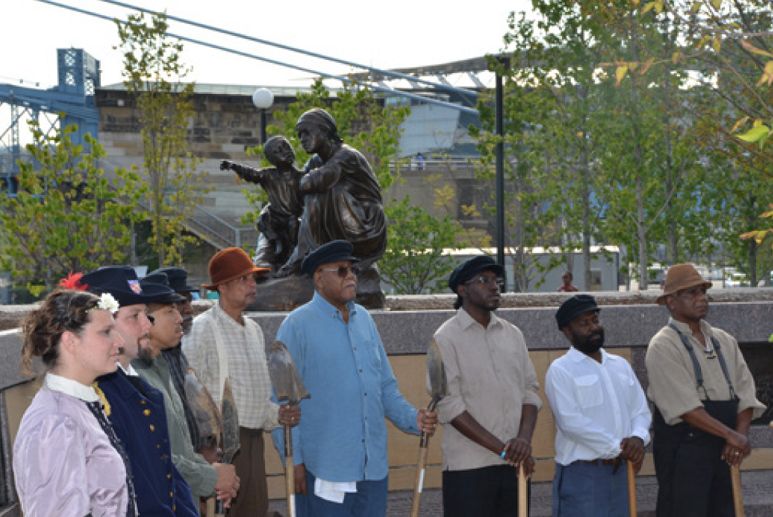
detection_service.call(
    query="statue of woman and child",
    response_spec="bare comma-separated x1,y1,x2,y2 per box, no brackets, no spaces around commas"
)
219,108,386,307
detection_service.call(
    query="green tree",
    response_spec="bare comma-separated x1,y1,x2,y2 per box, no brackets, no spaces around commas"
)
0,122,144,296
379,197,461,294
116,11,207,266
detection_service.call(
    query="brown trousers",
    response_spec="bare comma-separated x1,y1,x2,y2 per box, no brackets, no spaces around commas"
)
229,427,268,517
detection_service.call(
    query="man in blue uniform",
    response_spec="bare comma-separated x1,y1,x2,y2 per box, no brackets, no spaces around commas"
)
86,266,200,516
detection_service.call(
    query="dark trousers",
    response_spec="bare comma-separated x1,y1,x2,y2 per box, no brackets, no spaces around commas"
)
230,427,268,517
442,465,528,517
653,403,737,517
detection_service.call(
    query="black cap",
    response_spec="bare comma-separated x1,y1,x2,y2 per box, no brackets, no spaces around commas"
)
300,240,359,276
139,273,186,304
555,294,600,329
448,256,505,293
147,266,198,293
82,266,183,307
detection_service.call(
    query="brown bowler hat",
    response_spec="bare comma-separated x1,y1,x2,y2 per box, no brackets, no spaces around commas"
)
203,247,269,290
656,263,712,305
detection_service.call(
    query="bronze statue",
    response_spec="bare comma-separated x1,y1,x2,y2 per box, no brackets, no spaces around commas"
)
277,108,387,277
221,136,304,269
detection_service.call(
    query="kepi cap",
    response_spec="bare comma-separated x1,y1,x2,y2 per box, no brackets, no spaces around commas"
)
147,266,198,293
81,266,182,307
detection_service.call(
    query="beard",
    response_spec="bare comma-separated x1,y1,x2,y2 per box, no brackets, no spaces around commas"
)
136,344,155,365
573,327,605,355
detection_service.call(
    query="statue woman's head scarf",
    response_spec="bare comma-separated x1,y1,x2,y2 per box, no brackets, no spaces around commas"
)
296,108,343,144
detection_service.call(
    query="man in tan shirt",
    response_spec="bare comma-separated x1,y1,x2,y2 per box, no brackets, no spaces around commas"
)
646,263,765,517
433,256,541,517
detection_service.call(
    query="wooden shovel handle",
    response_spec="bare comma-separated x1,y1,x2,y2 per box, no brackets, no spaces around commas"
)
731,464,744,517
627,460,637,517
518,463,528,517
285,425,296,517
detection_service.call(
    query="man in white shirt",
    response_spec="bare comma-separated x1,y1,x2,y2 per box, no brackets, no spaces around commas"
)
546,294,651,517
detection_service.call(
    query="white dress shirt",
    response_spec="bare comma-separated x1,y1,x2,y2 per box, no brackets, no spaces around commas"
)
546,347,651,466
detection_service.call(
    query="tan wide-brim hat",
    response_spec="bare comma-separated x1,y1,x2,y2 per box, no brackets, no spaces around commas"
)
203,247,269,290
656,263,712,305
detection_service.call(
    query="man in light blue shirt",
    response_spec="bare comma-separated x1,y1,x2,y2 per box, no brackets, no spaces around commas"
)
273,240,437,516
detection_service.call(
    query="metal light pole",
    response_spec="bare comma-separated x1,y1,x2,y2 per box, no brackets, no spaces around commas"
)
251,87,274,144
494,57,508,271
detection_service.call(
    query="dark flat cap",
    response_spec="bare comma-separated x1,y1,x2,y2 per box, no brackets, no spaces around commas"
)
140,273,186,304
556,294,600,329
147,266,198,293
82,266,183,307
301,240,359,276
448,256,505,293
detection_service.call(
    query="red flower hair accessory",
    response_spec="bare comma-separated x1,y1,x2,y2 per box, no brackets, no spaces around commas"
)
59,272,89,291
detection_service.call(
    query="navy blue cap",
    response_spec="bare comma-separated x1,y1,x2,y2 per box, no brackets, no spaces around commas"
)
139,273,186,304
147,266,198,293
448,256,505,293
300,240,359,276
82,266,182,307
555,294,600,329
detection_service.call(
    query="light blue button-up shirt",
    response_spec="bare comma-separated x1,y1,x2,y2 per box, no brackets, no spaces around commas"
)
272,291,419,482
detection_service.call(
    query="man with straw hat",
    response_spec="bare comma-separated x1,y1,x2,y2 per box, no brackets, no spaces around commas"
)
646,263,765,517
547,294,650,517
184,247,299,516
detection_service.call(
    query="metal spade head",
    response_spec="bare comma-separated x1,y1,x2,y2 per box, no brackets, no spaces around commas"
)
220,380,240,464
427,338,448,401
182,368,223,445
266,340,310,405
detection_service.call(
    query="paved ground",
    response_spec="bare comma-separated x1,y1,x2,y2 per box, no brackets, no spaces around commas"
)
269,472,773,516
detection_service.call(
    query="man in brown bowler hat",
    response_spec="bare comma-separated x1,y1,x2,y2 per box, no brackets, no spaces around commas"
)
646,263,765,517
183,247,300,516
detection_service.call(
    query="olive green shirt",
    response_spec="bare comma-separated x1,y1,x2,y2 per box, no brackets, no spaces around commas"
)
645,318,765,425
134,355,218,497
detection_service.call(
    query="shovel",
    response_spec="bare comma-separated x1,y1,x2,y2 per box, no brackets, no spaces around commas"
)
518,463,528,517
266,340,310,517
627,460,637,517
410,339,447,517
731,464,745,517
215,380,240,517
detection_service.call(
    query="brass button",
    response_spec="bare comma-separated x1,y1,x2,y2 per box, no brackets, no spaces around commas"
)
149,424,155,432
143,409,151,416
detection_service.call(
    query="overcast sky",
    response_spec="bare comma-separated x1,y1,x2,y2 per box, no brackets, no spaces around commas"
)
4,0,531,89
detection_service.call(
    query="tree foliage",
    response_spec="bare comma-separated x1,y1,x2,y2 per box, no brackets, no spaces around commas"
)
116,11,207,266
0,122,144,296
380,197,460,294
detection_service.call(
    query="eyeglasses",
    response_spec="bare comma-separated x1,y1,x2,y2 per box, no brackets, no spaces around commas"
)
465,275,505,290
320,265,359,278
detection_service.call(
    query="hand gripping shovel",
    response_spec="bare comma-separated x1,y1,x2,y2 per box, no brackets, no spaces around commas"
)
266,340,310,517
215,380,240,517
410,339,447,517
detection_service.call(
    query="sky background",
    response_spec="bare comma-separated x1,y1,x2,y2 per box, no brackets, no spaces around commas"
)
4,0,532,89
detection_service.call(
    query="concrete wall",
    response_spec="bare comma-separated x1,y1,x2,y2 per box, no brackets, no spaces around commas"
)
1,297,772,508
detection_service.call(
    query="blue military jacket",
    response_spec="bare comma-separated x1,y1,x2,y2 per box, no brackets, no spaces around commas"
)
96,368,199,516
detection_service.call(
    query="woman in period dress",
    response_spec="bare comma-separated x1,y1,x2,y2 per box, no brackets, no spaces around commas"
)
13,289,137,517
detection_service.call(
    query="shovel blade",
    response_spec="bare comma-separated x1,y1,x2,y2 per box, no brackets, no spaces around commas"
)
427,339,448,400
220,380,240,463
267,340,310,404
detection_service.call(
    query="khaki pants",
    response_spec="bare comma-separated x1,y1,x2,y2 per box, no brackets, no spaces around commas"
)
229,426,268,517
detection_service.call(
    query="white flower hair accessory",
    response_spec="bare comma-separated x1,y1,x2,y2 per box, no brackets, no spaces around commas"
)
93,292,120,314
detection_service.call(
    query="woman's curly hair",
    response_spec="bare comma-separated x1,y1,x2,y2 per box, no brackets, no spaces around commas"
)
21,289,100,374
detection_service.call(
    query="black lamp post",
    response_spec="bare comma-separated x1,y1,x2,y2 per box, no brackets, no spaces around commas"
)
251,87,274,144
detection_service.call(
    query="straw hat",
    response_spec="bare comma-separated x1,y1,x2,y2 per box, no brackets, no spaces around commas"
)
656,263,712,305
